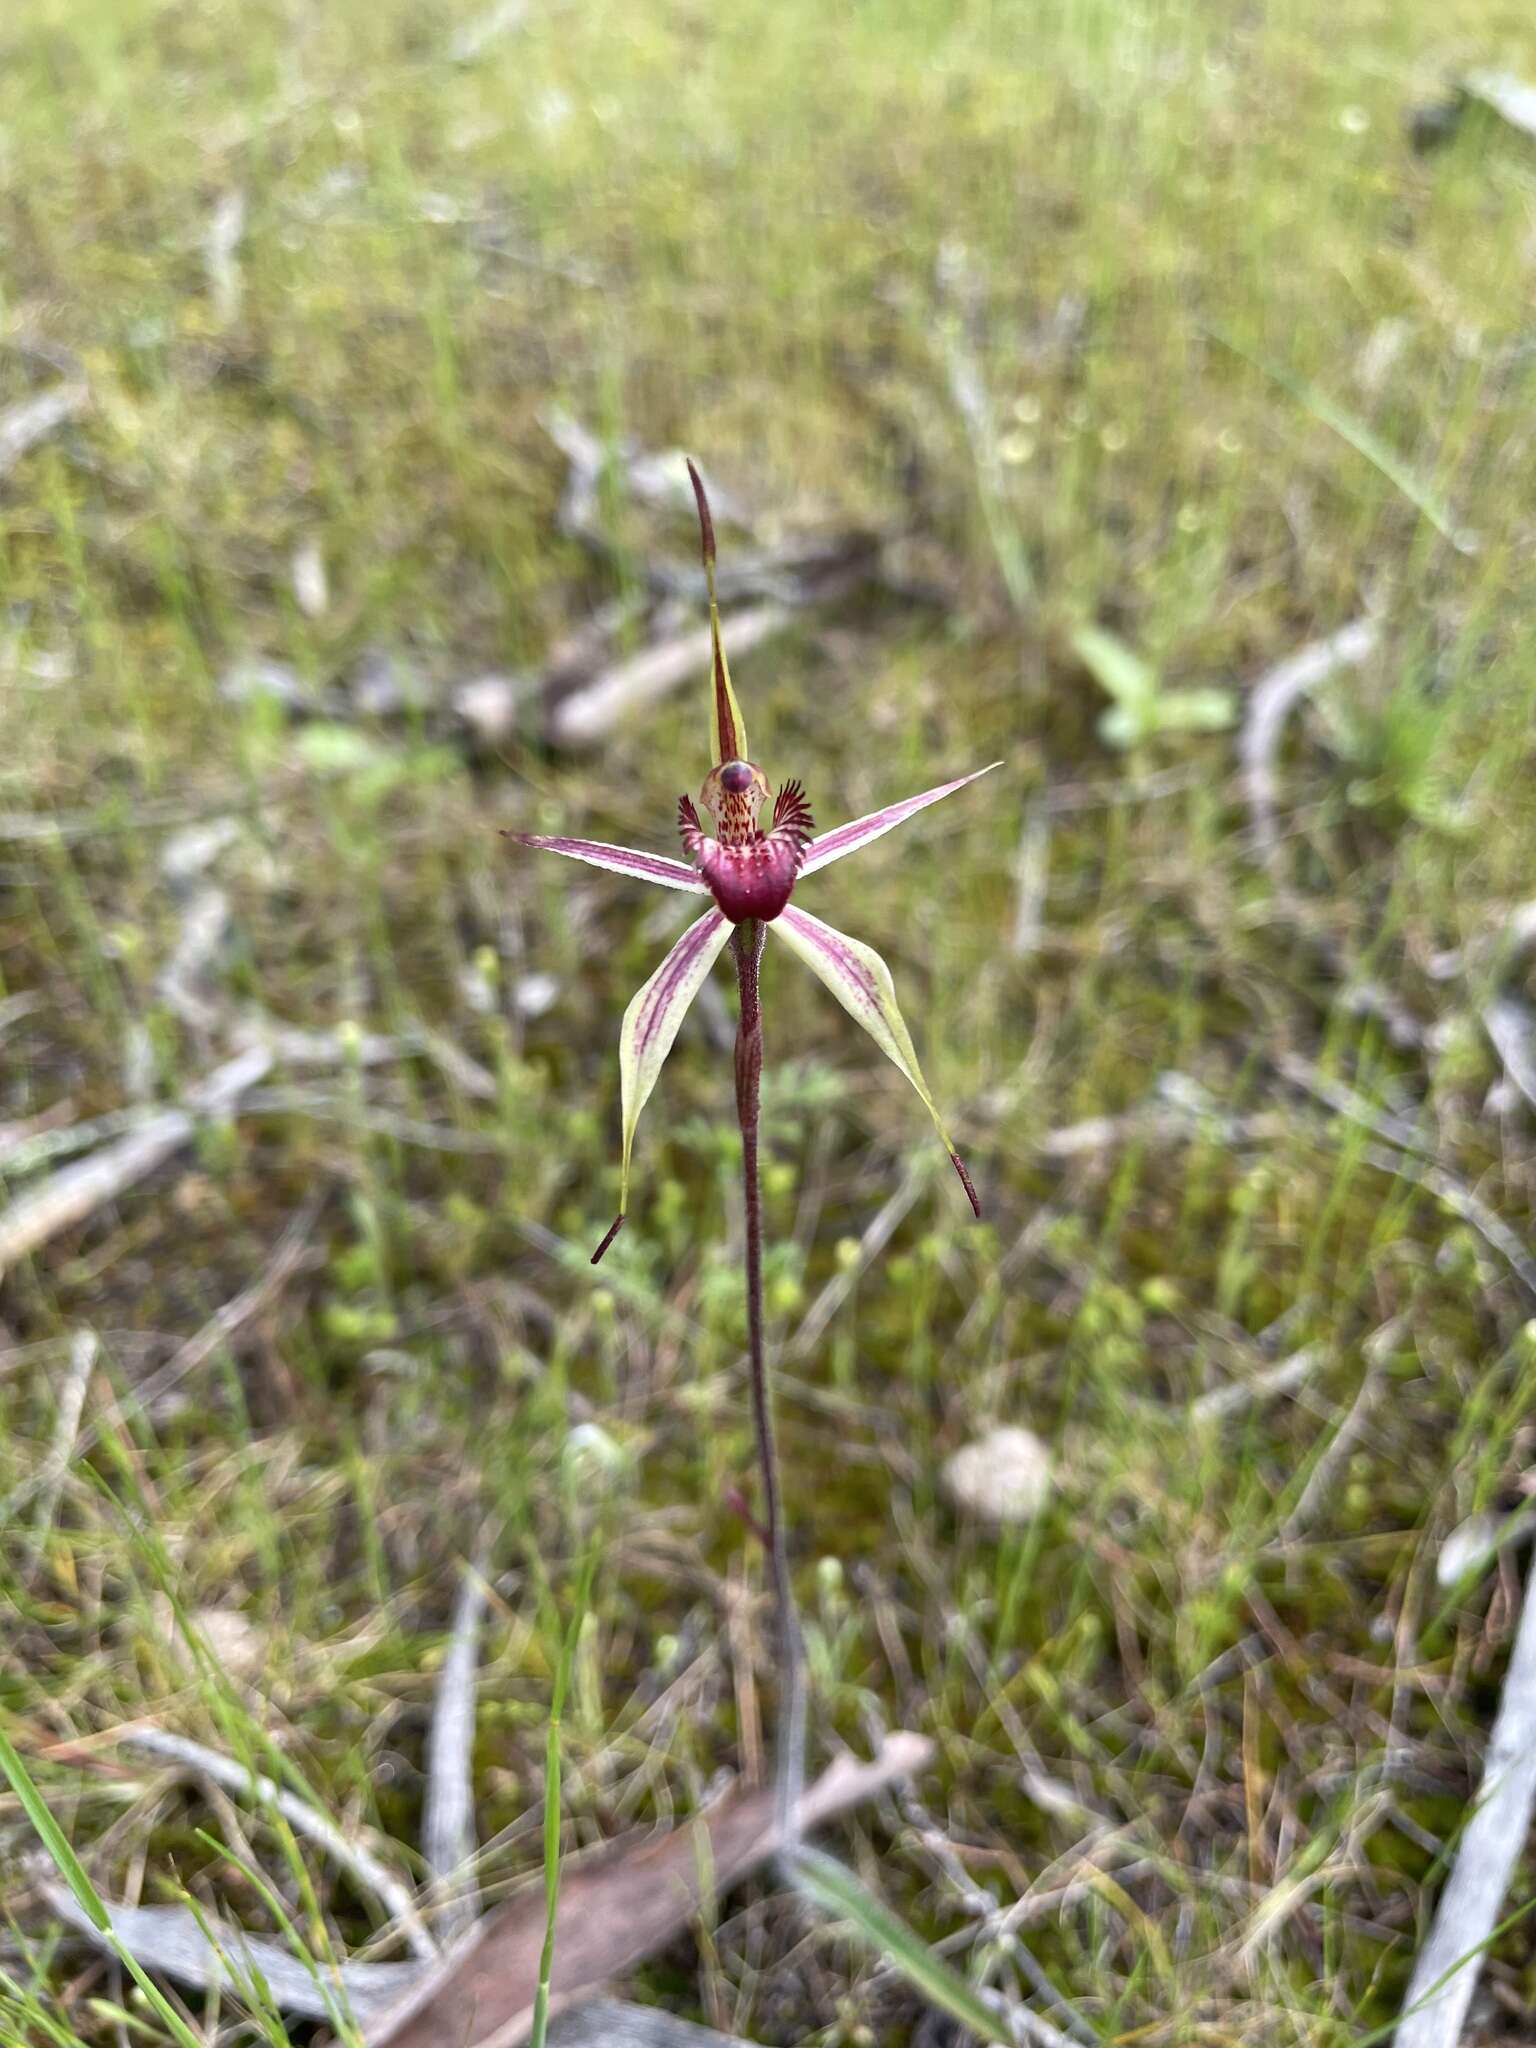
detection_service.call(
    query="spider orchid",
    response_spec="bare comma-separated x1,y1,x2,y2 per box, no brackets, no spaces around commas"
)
509,461,999,1264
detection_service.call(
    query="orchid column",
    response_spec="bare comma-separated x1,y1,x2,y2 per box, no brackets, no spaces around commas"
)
510,460,998,1831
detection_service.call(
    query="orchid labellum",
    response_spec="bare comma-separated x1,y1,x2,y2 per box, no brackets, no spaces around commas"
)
511,461,999,1263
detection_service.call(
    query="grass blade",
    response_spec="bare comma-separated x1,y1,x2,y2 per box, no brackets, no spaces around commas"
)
1206,326,1476,553
790,1843,1032,2045
0,1724,209,2048
528,1543,600,2048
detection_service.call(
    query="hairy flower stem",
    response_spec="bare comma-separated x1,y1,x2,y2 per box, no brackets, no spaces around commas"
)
732,919,806,1843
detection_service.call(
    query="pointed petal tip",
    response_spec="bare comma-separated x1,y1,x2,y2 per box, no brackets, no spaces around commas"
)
798,762,1004,879
591,1213,626,1264
950,1151,982,1218
686,457,716,566
507,832,710,892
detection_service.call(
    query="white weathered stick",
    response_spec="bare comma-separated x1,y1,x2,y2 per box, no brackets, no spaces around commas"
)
120,1726,438,1961
1395,1552,1536,2048
546,2005,747,2046
203,190,246,325
26,1330,98,1559
1239,617,1379,880
156,884,232,1031
546,605,789,750
422,1558,490,1938
788,1166,926,1356
1011,806,1050,959
41,1882,418,2025
43,1889,746,2047
1484,995,1536,1119
1190,1347,1323,1425
0,1047,271,1274
1278,1361,1380,1541
0,381,87,476
0,1196,321,1524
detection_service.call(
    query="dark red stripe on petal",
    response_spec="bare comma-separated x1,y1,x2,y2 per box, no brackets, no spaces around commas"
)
677,794,708,864
789,915,881,1016
633,914,725,1058
506,832,709,893
798,764,1002,879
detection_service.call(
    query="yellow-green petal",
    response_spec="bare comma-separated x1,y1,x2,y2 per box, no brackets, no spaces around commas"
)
616,909,733,1214
772,904,979,1213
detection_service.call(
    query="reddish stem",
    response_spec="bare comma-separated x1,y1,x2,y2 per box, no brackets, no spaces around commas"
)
732,919,805,1836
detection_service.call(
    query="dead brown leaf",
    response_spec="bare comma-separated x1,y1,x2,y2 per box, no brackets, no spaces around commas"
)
368,1735,931,2048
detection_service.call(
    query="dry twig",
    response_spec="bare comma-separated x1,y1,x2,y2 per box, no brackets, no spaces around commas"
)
0,1047,271,1274
1395,1551,1536,2048
118,1725,438,1961
422,1555,491,1938
45,1735,932,2045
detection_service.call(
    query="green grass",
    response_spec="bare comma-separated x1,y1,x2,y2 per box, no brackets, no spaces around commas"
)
4,0,1536,2041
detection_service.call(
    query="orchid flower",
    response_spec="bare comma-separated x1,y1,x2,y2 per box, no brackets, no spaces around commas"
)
510,462,999,1264
511,459,998,1851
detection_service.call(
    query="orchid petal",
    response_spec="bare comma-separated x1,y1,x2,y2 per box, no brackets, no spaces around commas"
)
598,908,733,1254
507,834,709,894
797,763,1002,879
687,458,748,764
772,905,980,1214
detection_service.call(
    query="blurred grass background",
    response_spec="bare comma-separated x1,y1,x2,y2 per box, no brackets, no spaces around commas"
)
3,0,1536,2041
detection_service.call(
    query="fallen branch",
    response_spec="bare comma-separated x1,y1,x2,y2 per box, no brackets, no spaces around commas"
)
0,1047,271,1274
422,1556,491,1938
43,1734,932,2046
1190,1347,1324,1425
1395,1550,1536,2048
41,1885,747,2048
1239,617,1378,878
41,1883,418,2027
0,380,88,477
118,1725,437,1961
545,605,790,751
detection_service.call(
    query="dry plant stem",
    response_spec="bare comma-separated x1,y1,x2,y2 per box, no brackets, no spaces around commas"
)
732,919,806,1844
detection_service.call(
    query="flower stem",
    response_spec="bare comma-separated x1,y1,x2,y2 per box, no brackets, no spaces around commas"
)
731,919,805,1844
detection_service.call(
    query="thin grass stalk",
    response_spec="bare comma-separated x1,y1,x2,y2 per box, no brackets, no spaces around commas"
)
529,1542,599,2048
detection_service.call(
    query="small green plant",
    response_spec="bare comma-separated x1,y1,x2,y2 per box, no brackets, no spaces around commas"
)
1072,621,1235,749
